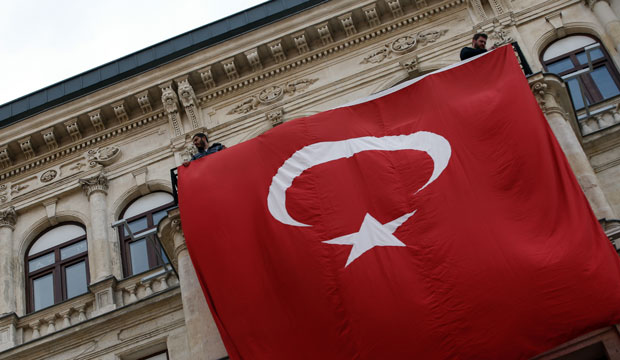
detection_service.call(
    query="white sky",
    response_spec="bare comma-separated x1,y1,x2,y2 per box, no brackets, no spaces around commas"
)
0,0,267,105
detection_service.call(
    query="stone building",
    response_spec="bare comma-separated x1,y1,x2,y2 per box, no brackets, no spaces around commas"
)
0,0,619,359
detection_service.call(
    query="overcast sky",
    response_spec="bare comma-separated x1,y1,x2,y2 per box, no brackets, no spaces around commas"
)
0,0,267,105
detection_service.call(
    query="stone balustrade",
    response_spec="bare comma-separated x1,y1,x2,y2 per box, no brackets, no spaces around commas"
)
0,265,177,351
577,97,620,135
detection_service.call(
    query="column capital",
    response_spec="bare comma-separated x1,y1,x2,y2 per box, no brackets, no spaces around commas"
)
79,172,109,197
157,208,184,271
0,207,17,230
528,73,573,119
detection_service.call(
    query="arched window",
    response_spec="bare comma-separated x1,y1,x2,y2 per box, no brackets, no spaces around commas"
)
26,223,89,313
119,192,174,277
542,35,620,110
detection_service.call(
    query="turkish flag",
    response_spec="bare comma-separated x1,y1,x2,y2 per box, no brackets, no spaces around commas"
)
178,46,620,359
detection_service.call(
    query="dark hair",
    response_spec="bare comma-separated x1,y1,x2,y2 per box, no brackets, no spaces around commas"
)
473,33,488,41
192,132,208,141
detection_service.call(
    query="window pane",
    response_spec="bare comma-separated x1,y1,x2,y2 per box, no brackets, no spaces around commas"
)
29,252,55,272
33,273,54,311
60,240,87,260
546,58,575,74
591,66,620,99
576,49,604,64
65,261,88,298
161,248,169,264
28,224,85,256
130,239,150,274
152,209,168,227
128,217,148,234
144,352,168,360
567,78,588,110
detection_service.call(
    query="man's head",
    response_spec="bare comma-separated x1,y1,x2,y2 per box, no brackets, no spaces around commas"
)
192,132,209,151
472,33,488,50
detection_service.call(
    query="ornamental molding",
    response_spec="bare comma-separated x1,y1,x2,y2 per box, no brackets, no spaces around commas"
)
199,0,466,105
87,146,121,168
584,0,610,9
0,206,17,229
228,78,318,115
79,172,109,197
40,169,58,183
360,28,448,64
266,108,285,127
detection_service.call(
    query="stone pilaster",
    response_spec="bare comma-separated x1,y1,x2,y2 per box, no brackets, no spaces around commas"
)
0,313,18,351
529,73,617,220
587,0,620,53
158,208,227,360
79,172,114,282
0,207,16,315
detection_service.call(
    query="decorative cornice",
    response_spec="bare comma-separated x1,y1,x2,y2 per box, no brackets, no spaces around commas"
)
361,28,448,64
79,172,109,197
0,206,17,229
228,78,318,115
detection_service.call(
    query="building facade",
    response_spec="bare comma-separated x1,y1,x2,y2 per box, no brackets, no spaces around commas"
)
0,0,619,359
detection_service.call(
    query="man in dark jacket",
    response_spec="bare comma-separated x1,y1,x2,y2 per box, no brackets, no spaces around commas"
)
183,132,225,166
460,33,492,60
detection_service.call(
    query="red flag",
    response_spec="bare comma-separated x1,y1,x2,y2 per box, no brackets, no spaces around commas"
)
178,46,620,359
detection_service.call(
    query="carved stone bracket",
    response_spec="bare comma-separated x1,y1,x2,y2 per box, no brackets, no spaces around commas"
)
386,0,404,18
87,146,121,168
0,146,12,169
79,172,109,197
228,78,318,115
316,22,333,45
338,13,357,37
40,128,58,151
268,40,287,63
88,110,106,132
18,137,35,160
160,82,183,137
135,91,152,114
292,31,310,54
0,207,17,229
64,118,82,142
361,28,448,64
176,76,202,130
400,56,419,75
266,108,284,127
362,4,381,27
111,100,129,123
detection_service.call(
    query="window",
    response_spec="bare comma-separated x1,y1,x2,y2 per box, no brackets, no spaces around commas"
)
542,35,620,110
26,223,89,313
138,351,169,360
119,192,174,277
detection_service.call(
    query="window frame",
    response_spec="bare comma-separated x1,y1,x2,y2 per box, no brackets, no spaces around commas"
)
119,196,174,278
137,350,169,360
25,223,90,313
541,35,620,108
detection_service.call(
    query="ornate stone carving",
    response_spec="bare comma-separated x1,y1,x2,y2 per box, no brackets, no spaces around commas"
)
292,31,310,54
415,0,428,8
363,4,381,28
0,146,12,169
135,91,152,114
79,172,109,197
268,40,287,63
386,0,404,18
88,110,105,132
244,48,262,71
266,108,284,127
87,146,121,167
361,28,448,64
176,76,201,130
338,13,357,37
10,184,28,196
316,22,333,45
64,118,82,142
0,185,7,203
390,35,417,53
0,207,16,229
222,58,239,81
18,136,35,160
159,82,183,137
198,66,216,89
228,78,318,115
111,100,129,123
489,21,514,47
401,56,419,74
40,169,58,183
41,128,58,151
258,86,285,104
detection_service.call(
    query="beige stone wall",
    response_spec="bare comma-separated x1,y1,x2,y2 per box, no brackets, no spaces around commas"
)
0,0,619,358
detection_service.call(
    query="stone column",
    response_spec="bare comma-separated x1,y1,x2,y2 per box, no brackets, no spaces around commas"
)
588,0,620,53
158,209,227,360
0,207,16,315
79,172,113,282
530,74,616,220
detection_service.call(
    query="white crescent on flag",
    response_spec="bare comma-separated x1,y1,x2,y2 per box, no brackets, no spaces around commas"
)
267,131,452,267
